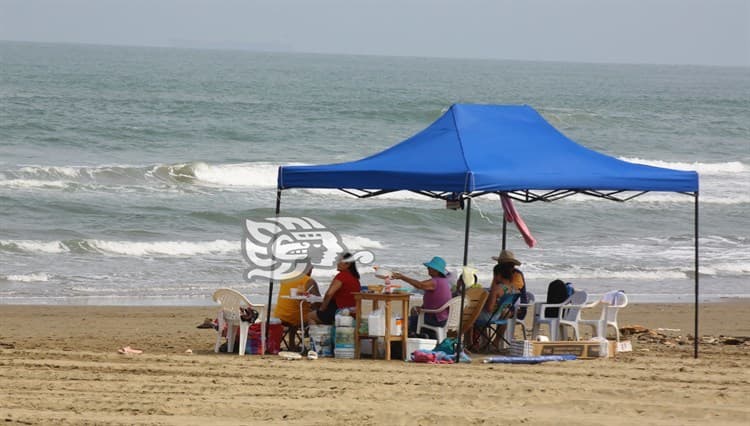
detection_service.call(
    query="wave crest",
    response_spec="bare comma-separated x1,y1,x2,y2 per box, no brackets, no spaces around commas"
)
1,162,296,191
619,157,746,175
0,239,239,257
0,272,51,282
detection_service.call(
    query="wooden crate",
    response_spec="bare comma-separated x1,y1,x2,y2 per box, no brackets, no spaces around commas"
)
532,340,616,358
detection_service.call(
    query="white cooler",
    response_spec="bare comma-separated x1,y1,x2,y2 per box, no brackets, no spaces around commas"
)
407,338,437,357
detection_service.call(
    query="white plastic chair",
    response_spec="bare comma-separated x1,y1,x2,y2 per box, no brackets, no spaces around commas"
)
212,288,266,356
533,291,587,341
532,296,569,342
416,296,465,342
557,291,591,341
509,291,535,341
579,291,628,342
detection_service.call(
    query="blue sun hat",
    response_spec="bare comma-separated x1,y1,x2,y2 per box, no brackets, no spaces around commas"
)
423,256,447,275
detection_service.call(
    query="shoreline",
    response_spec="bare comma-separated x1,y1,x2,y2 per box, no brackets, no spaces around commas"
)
1,301,748,425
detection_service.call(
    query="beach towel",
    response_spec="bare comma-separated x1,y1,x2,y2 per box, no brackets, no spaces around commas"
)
500,194,537,248
410,350,454,364
482,354,577,364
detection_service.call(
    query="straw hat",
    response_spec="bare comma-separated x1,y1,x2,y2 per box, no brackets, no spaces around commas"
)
491,249,521,265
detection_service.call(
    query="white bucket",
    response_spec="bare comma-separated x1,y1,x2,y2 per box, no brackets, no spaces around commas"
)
335,315,354,327
308,324,333,357
334,347,355,359
334,326,355,349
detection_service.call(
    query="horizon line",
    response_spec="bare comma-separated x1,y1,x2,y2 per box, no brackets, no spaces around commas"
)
1,38,748,69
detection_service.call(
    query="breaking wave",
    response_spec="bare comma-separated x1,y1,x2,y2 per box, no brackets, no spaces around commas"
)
0,272,51,282
618,158,746,175
1,159,748,204
0,239,239,257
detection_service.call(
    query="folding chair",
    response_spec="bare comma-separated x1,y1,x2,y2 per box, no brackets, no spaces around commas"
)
280,323,302,351
460,287,489,351
477,292,521,352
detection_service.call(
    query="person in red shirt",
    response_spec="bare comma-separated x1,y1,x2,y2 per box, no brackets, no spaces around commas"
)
306,252,361,325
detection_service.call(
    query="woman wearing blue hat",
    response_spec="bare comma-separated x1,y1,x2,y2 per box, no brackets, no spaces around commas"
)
392,256,452,338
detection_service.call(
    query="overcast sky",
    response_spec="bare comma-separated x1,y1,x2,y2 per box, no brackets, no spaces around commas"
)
1,0,748,66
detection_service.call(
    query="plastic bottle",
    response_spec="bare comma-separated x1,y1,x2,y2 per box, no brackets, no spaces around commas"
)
393,317,403,336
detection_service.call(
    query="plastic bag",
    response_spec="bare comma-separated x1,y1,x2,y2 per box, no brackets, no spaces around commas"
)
434,337,457,355
368,307,386,336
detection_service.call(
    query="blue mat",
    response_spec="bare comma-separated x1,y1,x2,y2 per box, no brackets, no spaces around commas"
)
482,354,577,364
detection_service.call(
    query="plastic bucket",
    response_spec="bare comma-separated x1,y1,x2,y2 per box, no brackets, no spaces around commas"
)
308,324,333,357
335,347,355,359
334,326,355,349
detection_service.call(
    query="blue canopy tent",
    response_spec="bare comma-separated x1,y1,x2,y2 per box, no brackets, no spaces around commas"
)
273,104,701,357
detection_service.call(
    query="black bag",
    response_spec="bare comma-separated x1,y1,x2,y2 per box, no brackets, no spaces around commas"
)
545,279,569,317
240,306,259,323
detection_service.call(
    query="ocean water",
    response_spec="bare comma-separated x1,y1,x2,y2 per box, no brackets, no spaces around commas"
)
1,41,748,305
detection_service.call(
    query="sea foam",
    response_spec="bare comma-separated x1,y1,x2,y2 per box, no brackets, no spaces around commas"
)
0,239,239,257
1,273,50,282
618,158,746,175
191,162,280,187
0,240,69,254
88,239,239,257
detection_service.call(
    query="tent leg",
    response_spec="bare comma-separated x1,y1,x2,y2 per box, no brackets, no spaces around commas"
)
500,193,507,250
694,192,699,359
502,218,507,250
455,197,471,361
265,189,282,350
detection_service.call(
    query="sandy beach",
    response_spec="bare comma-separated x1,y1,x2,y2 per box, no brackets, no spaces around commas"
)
1,301,749,425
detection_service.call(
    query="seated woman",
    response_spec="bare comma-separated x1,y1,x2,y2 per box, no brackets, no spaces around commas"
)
306,252,361,325
474,251,526,347
273,262,320,326
392,256,452,338
491,249,525,295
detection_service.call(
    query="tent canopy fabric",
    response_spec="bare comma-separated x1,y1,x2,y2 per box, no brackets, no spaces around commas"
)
278,104,698,193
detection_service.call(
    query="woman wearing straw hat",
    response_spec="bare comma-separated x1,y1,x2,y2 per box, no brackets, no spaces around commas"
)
474,250,527,332
474,250,526,346
491,249,525,295
392,256,452,338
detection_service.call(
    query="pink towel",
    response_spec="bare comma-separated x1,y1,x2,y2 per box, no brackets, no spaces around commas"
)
501,194,537,248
